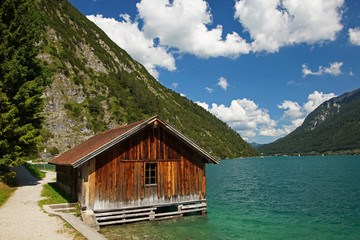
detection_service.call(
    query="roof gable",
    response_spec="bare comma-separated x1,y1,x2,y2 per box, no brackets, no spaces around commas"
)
49,116,219,167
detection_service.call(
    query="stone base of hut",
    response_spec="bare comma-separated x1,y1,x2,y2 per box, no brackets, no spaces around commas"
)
87,200,207,227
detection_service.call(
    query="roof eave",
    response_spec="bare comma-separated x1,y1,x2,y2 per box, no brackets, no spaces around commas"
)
71,115,219,168
160,118,220,164
71,116,158,168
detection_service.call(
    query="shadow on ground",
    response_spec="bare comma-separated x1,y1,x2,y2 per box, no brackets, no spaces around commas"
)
12,166,41,187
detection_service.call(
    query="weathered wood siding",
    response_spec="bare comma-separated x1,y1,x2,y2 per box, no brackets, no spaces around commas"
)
80,122,208,210
56,165,78,199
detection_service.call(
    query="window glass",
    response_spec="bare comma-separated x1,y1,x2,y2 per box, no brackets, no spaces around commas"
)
145,163,157,185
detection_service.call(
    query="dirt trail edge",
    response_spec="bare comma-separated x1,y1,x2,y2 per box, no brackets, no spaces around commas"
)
0,166,73,240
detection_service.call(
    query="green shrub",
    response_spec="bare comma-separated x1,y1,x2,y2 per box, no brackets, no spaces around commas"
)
40,129,54,142
72,75,84,85
0,165,16,187
64,100,83,120
48,146,59,155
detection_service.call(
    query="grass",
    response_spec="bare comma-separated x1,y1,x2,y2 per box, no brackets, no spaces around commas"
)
39,183,84,239
60,222,87,240
0,182,16,207
23,162,46,179
38,182,75,207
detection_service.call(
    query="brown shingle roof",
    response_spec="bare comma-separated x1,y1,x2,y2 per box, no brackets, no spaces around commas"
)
49,116,219,167
49,117,151,166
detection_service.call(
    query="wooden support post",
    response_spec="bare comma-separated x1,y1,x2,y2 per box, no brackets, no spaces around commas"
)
149,211,155,221
177,204,183,217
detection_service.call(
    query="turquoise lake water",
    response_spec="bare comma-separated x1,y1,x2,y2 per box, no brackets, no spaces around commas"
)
100,156,360,239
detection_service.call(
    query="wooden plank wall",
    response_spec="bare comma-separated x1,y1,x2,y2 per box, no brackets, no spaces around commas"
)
56,165,75,198
82,122,207,210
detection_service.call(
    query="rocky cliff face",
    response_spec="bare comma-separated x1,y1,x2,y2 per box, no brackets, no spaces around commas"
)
35,0,259,161
307,102,341,131
39,27,129,160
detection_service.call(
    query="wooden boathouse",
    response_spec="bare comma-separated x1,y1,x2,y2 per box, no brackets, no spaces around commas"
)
49,116,219,226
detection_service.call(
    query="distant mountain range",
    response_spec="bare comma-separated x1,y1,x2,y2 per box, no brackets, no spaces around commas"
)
259,88,360,155
29,0,259,160
249,142,263,150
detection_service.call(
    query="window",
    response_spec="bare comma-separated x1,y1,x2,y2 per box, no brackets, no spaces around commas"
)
145,163,157,185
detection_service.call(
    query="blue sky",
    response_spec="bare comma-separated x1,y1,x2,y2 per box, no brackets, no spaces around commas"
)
69,0,360,144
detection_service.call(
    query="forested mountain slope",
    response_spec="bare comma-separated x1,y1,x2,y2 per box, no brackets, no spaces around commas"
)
260,88,360,155
30,0,259,160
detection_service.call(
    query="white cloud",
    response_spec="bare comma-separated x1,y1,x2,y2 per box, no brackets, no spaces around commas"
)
258,117,304,137
259,126,285,137
302,62,343,77
278,100,304,119
205,99,276,132
195,101,209,110
323,62,343,75
350,71,354,76
205,87,214,93
87,14,176,78
238,130,256,138
234,0,344,52
87,1,345,78
137,0,251,58
196,90,336,141
172,82,178,88
303,91,336,114
217,77,229,90
180,93,186,97
349,27,360,46
282,118,305,133
287,80,302,86
276,91,335,135
302,64,321,77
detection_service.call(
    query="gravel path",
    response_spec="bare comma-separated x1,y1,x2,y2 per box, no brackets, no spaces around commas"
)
0,166,73,240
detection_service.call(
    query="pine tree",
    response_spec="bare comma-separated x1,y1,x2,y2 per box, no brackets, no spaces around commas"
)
0,0,48,176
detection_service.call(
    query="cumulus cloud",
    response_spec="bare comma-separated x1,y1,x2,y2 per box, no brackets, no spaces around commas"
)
302,64,321,77
259,126,285,137
280,118,306,134
302,62,343,77
239,130,257,138
234,0,344,52
137,0,251,58
323,62,343,75
349,27,360,46
196,101,209,110
257,91,334,137
87,0,345,78
205,87,214,93
278,100,304,119
87,14,176,78
258,118,304,137
217,77,229,90
276,91,335,135
196,90,336,141
197,99,276,133
303,91,336,114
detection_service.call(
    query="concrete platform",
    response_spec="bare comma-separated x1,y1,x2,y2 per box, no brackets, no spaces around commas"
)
43,204,107,240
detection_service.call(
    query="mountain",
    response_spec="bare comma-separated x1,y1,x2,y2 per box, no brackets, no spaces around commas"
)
28,0,259,160
259,88,360,155
249,142,263,150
